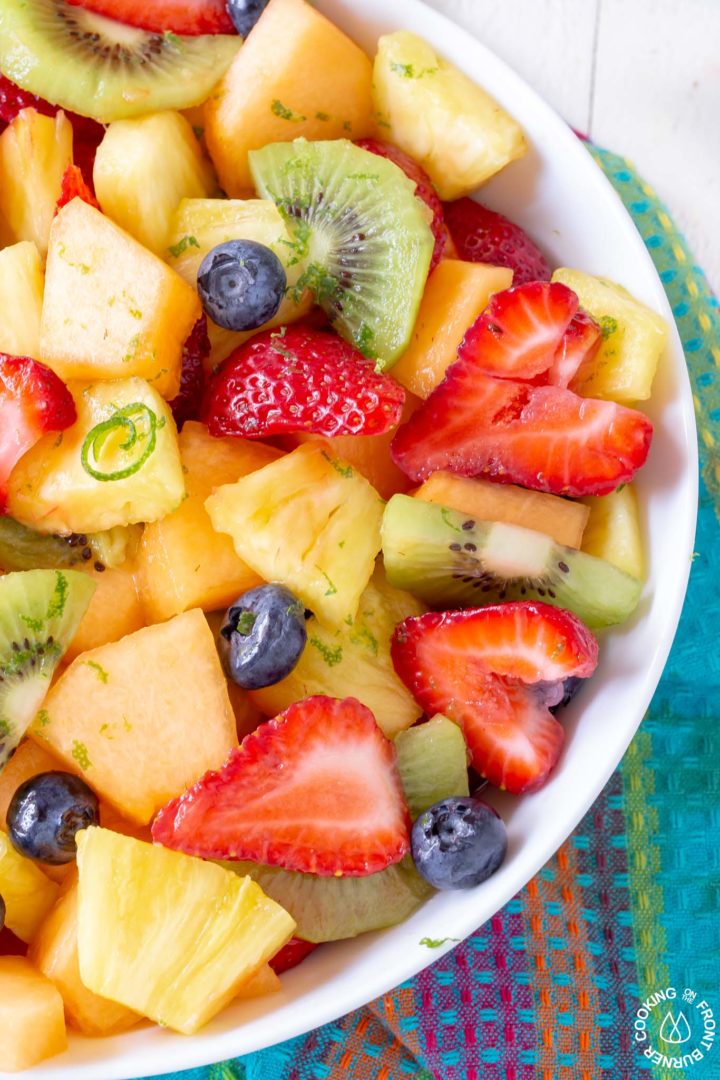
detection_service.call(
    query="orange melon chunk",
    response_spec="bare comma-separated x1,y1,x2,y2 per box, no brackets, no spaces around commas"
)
65,562,145,662
0,957,67,1072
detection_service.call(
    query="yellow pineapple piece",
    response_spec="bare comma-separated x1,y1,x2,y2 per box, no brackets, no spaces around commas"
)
40,199,201,398
373,32,526,200
94,111,217,256
137,422,281,622
0,957,67,1072
0,241,44,358
31,609,237,825
65,562,145,662
553,268,668,402
581,485,645,580
206,443,384,629
76,827,295,1034
391,260,514,398
29,882,140,1036
205,0,374,195
8,378,185,535
0,109,73,257
251,566,425,738
0,832,58,942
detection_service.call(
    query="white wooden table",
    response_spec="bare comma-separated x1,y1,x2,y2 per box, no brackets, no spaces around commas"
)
425,0,720,296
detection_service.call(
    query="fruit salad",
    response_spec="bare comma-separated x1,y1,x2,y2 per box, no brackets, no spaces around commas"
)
0,0,668,1070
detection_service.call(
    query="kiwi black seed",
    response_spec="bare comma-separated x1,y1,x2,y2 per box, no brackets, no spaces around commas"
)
381,494,643,630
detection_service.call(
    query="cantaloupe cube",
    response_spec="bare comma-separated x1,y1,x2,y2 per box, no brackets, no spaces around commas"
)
29,883,140,1036
76,828,295,1034
0,241,44,358
0,741,74,885
65,562,145,662
391,260,513,398
0,833,58,943
137,422,281,622
30,610,237,825
414,472,589,549
0,957,67,1072
205,0,374,195
553,268,667,402
40,199,201,399
204,612,268,741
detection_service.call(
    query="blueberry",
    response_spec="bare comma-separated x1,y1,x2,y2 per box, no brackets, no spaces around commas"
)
6,772,99,865
226,0,271,36
197,240,286,332
411,796,507,890
0,893,5,933
218,584,307,690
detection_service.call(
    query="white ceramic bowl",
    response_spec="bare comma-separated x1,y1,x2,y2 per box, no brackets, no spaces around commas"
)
22,1,697,1076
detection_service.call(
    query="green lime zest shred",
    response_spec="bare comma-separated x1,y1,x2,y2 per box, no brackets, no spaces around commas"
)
81,402,158,482
71,740,92,771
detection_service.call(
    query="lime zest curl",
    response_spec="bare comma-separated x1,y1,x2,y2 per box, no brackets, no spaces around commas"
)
81,402,158,482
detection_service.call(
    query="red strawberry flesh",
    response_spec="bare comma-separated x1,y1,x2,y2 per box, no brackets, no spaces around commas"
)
548,309,602,389
56,166,100,214
203,325,405,439
151,696,411,876
444,198,551,285
170,316,211,429
269,938,318,975
65,0,236,35
0,354,76,512
356,138,448,271
391,603,598,793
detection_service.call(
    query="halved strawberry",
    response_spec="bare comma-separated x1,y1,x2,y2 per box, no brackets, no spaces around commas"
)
457,282,578,381
547,309,602,389
0,354,76,512
65,0,236,34
269,938,318,975
444,198,551,285
170,316,210,429
390,364,653,497
356,139,448,271
152,696,411,876
56,165,100,215
391,603,598,793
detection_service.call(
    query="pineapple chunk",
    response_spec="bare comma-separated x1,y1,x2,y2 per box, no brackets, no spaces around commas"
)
94,111,217,256
0,241,44,358
251,566,425,738
581,485,645,580
40,199,201,399
206,443,384,628
7,378,185,535
137,421,281,622
0,109,73,257
167,198,313,368
31,609,237,825
76,828,295,1034
373,32,526,200
0,833,58,942
0,957,67,1072
205,0,374,195
553,268,668,402
65,562,145,662
235,963,281,1001
29,883,140,1036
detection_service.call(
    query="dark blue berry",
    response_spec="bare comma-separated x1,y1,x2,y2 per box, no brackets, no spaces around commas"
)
411,796,507,890
6,772,99,865
218,584,307,690
0,893,5,933
530,675,585,713
226,0,271,36
197,240,286,332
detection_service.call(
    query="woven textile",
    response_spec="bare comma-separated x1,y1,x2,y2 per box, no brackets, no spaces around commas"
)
152,146,719,1080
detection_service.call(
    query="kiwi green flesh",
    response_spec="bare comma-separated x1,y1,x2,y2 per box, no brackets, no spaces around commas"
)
0,569,96,770
395,716,469,820
382,495,642,630
0,516,95,572
221,857,432,942
0,0,240,122
249,139,435,368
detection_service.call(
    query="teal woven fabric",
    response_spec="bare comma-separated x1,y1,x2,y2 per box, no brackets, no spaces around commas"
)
150,146,719,1080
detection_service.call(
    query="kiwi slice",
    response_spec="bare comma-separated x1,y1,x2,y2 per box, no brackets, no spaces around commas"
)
395,716,469,820
382,494,642,629
223,857,432,943
249,139,435,368
0,517,92,572
0,569,95,770
0,0,240,122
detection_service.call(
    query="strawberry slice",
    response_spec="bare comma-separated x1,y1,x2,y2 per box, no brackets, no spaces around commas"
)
444,198,551,285
391,603,598,793
356,139,448,271
457,282,578,381
203,325,405,439
390,363,652,496
170,316,210,429
65,0,235,34
152,696,411,876
269,938,318,975
56,166,100,215
0,355,76,512
547,309,602,389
